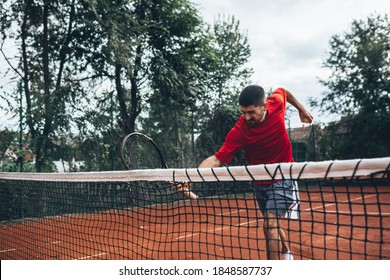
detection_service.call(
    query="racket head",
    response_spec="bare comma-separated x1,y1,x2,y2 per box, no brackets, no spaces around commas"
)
121,132,167,170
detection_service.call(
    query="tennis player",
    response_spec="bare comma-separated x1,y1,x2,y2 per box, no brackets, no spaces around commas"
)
198,85,313,260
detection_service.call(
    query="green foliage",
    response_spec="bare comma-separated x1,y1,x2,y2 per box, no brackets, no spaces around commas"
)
1,0,253,171
313,14,390,159
140,14,253,167
206,15,253,107
1,162,35,172
315,14,390,117
195,105,246,166
0,129,17,156
318,114,390,159
188,16,253,166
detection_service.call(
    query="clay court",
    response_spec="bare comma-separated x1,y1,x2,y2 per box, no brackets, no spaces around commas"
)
0,185,389,260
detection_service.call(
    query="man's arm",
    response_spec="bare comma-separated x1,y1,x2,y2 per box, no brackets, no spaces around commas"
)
198,155,222,168
286,90,313,123
172,155,221,195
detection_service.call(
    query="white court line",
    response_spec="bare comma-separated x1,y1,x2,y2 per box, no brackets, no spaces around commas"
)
0,248,17,253
0,239,109,260
141,210,250,244
308,194,376,211
217,209,246,216
74,252,109,260
175,194,380,240
0,240,62,254
321,211,390,216
176,220,258,240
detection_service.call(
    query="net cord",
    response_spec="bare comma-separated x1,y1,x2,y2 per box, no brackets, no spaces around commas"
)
0,157,389,183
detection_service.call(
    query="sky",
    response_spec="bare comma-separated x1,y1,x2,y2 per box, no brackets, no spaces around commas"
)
1,0,389,129
192,0,390,127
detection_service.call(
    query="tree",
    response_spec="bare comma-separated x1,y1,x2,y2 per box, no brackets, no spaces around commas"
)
141,14,253,168
0,0,217,170
1,1,254,170
1,0,90,171
312,14,390,159
205,15,253,107
195,106,245,165
80,0,213,168
0,129,18,171
195,16,253,166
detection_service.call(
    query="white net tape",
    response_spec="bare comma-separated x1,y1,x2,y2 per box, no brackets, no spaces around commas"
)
1,157,389,182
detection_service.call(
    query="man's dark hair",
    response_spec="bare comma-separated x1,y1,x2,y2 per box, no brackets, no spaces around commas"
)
239,85,265,107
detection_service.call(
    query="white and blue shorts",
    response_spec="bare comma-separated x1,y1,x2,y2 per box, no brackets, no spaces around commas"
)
254,180,300,219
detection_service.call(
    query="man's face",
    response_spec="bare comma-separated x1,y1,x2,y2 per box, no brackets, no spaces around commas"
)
240,104,267,127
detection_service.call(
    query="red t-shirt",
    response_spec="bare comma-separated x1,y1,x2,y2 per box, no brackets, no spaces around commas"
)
214,88,293,165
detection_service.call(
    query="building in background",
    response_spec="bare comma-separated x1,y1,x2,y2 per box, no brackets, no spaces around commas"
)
289,125,321,162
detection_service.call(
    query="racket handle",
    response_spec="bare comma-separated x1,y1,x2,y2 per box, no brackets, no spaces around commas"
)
186,190,199,200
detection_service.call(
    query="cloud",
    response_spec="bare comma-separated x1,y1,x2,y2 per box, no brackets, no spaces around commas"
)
193,0,389,127
1,0,389,129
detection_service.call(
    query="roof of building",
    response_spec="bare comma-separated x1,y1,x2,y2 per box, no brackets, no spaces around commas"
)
288,126,313,142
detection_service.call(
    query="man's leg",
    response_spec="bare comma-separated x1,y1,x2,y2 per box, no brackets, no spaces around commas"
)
279,227,290,253
263,213,292,260
263,212,282,260
279,227,294,260
254,181,298,260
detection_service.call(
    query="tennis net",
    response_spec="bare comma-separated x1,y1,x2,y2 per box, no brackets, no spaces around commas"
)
0,157,389,260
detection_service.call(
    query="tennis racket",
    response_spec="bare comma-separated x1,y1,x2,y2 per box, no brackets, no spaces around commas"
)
121,132,198,200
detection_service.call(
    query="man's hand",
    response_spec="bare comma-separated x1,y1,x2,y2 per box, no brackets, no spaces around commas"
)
286,89,313,124
172,182,190,194
171,182,198,200
299,110,313,124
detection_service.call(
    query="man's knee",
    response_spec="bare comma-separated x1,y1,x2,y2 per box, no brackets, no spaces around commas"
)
263,212,279,231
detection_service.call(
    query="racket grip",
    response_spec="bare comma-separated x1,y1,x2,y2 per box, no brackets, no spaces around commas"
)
186,190,199,200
